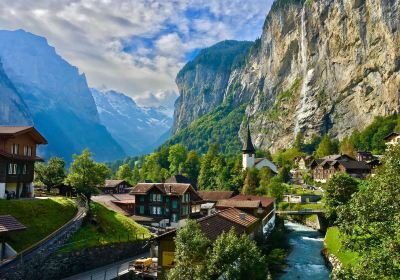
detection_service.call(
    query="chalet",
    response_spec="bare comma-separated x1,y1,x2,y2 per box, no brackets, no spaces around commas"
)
98,179,132,194
151,208,261,270
356,151,375,162
311,154,371,183
384,132,400,147
295,155,314,170
0,126,47,199
130,182,203,227
242,124,277,173
197,190,234,202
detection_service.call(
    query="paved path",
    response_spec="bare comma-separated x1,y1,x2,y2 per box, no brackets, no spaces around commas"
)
276,209,325,215
63,253,148,280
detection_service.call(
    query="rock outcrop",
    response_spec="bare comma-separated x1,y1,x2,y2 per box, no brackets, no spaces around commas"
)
172,0,400,152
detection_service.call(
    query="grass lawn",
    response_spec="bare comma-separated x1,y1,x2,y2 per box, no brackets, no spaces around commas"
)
0,197,77,252
59,202,152,252
325,227,358,268
278,202,325,211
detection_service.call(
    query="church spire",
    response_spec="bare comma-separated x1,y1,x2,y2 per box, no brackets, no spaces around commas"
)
242,122,255,154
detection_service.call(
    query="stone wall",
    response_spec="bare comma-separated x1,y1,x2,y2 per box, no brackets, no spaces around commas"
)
321,248,343,279
0,207,86,280
42,241,149,280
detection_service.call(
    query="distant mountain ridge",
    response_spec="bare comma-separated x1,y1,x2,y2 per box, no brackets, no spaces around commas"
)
91,88,172,155
0,29,125,162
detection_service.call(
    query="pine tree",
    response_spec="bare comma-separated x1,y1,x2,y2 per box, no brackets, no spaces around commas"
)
242,168,259,195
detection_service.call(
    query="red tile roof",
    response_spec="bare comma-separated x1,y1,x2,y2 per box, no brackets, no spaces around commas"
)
0,215,26,233
216,199,261,209
198,191,234,201
217,207,259,228
229,195,275,208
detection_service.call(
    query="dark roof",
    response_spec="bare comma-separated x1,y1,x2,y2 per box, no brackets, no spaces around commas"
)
229,195,275,208
216,199,261,209
242,123,255,153
357,151,373,156
384,131,400,140
198,191,234,201
131,183,202,200
338,160,371,170
100,180,131,188
0,215,26,233
0,126,48,144
217,207,259,227
165,175,192,184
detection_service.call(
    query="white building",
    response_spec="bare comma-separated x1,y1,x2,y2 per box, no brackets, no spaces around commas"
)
242,124,278,174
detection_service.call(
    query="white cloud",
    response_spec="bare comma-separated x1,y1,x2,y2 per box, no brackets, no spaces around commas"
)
0,0,273,109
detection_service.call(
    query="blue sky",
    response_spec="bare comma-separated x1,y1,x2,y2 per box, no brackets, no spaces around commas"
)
0,0,273,111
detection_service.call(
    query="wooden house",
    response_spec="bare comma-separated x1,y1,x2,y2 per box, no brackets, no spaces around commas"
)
384,132,400,147
98,179,132,194
130,182,203,227
0,126,47,199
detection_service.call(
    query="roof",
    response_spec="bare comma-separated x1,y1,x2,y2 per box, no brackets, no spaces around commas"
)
131,215,156,223
384,131,400,140
242,123,255,153
112,193,135,201
100,180,131,188
229,195,275,208
0,126,47,144
92,195,130,216
201,202,216,210
131,183,201,200
0,215,26,233
198,190,234,201
338,160,371,170
216,199,261,209
165,175,193,184
217,207,259,227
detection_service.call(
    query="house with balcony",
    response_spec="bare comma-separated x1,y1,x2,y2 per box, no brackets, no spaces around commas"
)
0,126,47,199
130,182,203,227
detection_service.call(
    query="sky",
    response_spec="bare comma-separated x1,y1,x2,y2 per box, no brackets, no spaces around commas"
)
0,0,273,112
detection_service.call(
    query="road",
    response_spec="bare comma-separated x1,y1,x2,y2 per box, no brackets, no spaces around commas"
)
63,252,148,280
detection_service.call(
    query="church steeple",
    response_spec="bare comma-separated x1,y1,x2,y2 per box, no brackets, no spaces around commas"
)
242,122,255,154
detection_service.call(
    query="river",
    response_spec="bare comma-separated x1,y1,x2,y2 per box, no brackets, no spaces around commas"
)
278,221,330,280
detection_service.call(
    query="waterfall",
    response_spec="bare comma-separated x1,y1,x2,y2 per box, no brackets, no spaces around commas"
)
294,5,314,135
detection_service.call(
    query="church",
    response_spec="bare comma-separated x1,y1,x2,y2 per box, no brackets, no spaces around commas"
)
242,124,278,174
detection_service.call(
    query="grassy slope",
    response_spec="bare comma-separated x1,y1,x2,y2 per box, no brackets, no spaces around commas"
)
325,227,358,268
0,197,77,252
60,202,151,252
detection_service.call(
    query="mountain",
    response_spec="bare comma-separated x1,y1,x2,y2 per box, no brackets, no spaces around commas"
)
91,88,172,155
0,62,32,125
0,29,125,162
170,0,400,153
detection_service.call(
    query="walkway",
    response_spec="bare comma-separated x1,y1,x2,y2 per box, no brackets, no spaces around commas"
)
63,253,148,280
276,209,325,215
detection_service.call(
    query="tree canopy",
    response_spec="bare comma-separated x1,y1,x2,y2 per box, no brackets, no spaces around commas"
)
34,157,66,192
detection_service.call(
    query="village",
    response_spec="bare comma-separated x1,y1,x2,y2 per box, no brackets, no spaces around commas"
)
0,124,399,279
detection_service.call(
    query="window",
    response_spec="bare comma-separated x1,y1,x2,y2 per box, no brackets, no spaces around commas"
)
8,163,17,175
139,196,145,202
11,144,19,155
182,205,189,215
139,205,145,215
23,146,32,156
172,200,177,209
22,164,27,175
150,193,162,202
172,213,178,223
150,206,162,215
165,197,170,202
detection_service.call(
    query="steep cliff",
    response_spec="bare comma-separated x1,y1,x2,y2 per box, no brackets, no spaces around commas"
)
0,30,125,161
91,88,172,155
173,40,253,133
171,0,400,152
0,62,32,125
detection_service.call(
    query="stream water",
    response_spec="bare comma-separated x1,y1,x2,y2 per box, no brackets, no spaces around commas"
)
278,221,330,280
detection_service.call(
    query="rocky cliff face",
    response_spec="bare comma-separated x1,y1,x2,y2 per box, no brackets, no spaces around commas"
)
172,0,400,152
91,88,172,155
173,40,253,133
0,30,125,161
0,62,32,125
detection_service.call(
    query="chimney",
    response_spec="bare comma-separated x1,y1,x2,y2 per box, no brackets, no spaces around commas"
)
239,212,246,220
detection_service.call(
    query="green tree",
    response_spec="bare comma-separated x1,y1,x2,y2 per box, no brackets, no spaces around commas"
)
325,173,359,224
314,135,339,158
131,165,140,185
140,153,162,182
257,167,273,194
242,168,259,195
64,149,110,204
198,144,219,189
267,179,285,202
205,229,270,280
340,137,356,158
167,220,209,280
115,164,132,182
337,144,400,279
35,157,66,192
183,150,200,183
293,132,305,151
168,144,187,175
